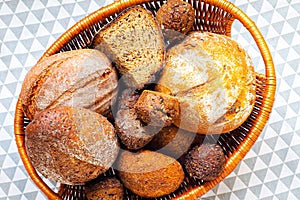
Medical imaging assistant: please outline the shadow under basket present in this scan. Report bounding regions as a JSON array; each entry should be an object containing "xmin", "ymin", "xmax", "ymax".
[{"xmin": 14, "ymin": 0, "xmax": 276, "ymax": 199}]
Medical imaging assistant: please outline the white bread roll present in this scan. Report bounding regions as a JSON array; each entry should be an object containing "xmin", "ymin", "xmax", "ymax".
[{"xmin": 156, "ymin": 32, "xmax": 256, "ymax": 134}]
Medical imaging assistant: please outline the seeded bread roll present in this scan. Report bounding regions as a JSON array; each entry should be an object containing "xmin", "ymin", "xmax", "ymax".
[
  {"xmin": 91, "ymin": 6, "xmax": 165, "ymax": 89},
  {"xmin": 156, "ymin": 32, "xmax": 256, "ymax": 134},
  {"xmin": 20, "ymin": 49, "xmax": 118, "ymax": 120},
  {"xmin": 116, "ymin": 150, "xmax": 184, "ymax": 198},
  {"xmin": 25, "ymin": 107, "xmax": 119, "ymax": 185},
  {"xmin": 135, "ymin": 90, "xmax": 180, "ymax": 127},
  {"xmin": 184, "ymin": 143, "xmax": 226, "ymax": 181},
  {"xmin": 156, "ymin": 0, "xmax": 195, "ymax": 43}
]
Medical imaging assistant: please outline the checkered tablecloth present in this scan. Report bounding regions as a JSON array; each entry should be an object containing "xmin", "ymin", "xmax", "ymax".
[{"xmin": 1, "ymin": 0, "xmax": 300, "ymax": 199}]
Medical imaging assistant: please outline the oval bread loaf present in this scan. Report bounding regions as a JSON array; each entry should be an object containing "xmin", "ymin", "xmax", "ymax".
[
  {"xmin": 116, "ymin": 150, "xmax": 184, "ymax": 198},
  {"xmin": 20, "ymin": 49, "xmax": 118, "ymax": 120},
  {"xmin": 156, "ymin": 31, "xmax": 256, "ymax": 134},
  {"xmin": 25, "ymin": 106, "xmax": 119, "ymax": 185}
]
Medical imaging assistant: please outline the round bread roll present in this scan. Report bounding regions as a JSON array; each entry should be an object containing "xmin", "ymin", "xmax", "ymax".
[
  {"xmin": 25, "ymin": 106, "xmax": 119, "ymax": 185},
  {"xmin": 156, "ymin": 31, "xmax": 256, "ymax": 134},
  {"xmin": 20, "ymin": 49, "xmax": 118, "ymax": 120}
]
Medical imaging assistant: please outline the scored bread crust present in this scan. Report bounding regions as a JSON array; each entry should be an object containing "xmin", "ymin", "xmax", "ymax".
[
  {"xmin": 91, "ymin": 6, "xmax": 165, "ymax": 89},
  {"xmin": 25, "ymin": 107, "xmax": 119, "ymax": 185},
  {"xmin": 156, "ymin": 32, "xmax": 256, "ymax": 134},
  {"xmin": 20, "ymin": 49, "xmax": 118, "ymax": 120}
]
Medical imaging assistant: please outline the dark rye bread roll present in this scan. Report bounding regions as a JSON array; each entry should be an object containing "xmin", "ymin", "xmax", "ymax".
[
  {"xmin": 25, "ymin": 107, "xmax": 119, "ymax": 185},
  {"xmin": 114, "ymin": 89, "xmax": 157, "ymax": 150},
  {"xmin": 156, "ymin": 32, "xmax": 256, "ymax": 134},
  {"xmin": 91, "ymin": 6, "xmax": 165, "ymax": 89},
  {"xmin": 20, "ymin": 49, "xmax": 118, "ymax": 120}
]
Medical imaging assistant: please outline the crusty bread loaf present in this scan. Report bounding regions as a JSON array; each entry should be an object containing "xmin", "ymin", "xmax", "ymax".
[
  {"xmin": 116, "ymin": 150, "xmax": 184, "ymax": 198},
  {"xmin": 156, "ymin": 32, "xmax": 256, "ymax": 134},
  {"xmin": 20, "ymin": 49, "xmax": 118, "ymax": 120},
  {"xmin": 25, "ymin": 107, "xmax": 119, "ymax": 185},
  {"xmin": 134, "ymin": 90, "xmax": 180, "ymax": 127},
  {"xmin": 90, "ymin": 6, "xmax": 165, "ymax": 89}
]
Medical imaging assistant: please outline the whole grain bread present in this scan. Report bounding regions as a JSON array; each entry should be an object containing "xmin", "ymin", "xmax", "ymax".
[
  {"xmin": 90, "ymin": 6, "xmax": 165, "ymax": 89},
  {"xmin": 156, "ymin": 31, "xmax": 256, "ymax": 134},
  {"xmin": 20, "ymin": 49, "xmax": 118, "ymax": 120},
  {"xmin": 134, "ymin": 90, "xmax": 180, "ymax": 127},
  {"xmin": 25, "ymin": 107, "xmax": 119, "ymax": 185}
]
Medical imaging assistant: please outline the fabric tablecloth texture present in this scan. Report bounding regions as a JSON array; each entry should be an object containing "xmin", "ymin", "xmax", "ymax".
[{"xmin": 1, "ymin": 0, "xmax": 300, "ymax": 199}]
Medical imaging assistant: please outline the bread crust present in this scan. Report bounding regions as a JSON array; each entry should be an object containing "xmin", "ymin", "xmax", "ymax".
[
  {"xmin": 25, "ymin": 107, "xmax": 119, "ymax": 185},
  {"xmin": 134, "ymin": 90, "xmax": 180, "ymax": 127},
  {"xmin": 116, "ymin": 150, "xmax": 184, "ymax": 198},
  {"xmin": 91, "ymin": 6, "xmax": 165, "ymax": 89},
  {"xmin": 20, "ymin": 49, "xmax": 118, "ymax": 120},
  {"xmin": 156, "ymin": 32, "xmax": 256, "ymax": 134}
]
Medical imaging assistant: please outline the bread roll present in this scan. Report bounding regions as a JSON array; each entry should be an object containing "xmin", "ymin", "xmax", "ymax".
[
  {"xmin": 134, "ymin": 90, "xmax": 180, "ymax": 127},
  {"xmin": 25, "ymin": 107, "xmax": 119, "ymax": 185},
  {"xmin": 20, "ymin": 49, "xmax": 118, "ymax": 120},
  {"xmin": 156, "ymin": 32, "xmax": 256, "ymax": 134},
  {"xmin": 116, "ymin": 150, "xmax": 184, "ymax": 198}
]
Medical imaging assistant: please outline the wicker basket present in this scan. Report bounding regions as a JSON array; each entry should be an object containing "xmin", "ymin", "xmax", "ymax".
[{"xmin": 14, "ymin": 0, "xmax": 276, "ymax": 199}]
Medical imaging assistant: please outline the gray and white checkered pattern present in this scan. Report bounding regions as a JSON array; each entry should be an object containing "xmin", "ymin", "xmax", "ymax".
[{"xmin": 1, "ymin": 0, "xmax": 299, "ymax": 199}]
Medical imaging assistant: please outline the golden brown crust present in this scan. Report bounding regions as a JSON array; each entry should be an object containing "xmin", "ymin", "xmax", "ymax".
[
  {"xmin": 116, "ymin": 150, "xmax": 184, "ymax": 198},
  {"xmin": 20, "ymin": 49, "xmax": 118, "ymax": 120},
  {"xmin": 25, "ymin": 107, "xmax": 119, "ymax": 185},
  {"xmin": 134, "ymin": 90, "xmax": 180, "ymax": 127},
  {"xmin": 156, "ymin": 31, "xmax": 256, "ymax": 134}
]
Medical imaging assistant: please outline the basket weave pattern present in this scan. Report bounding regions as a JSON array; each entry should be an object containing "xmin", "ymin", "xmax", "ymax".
[{"xmin": 14, "ymin": 0, "xmax": 276, "ymax": 199}]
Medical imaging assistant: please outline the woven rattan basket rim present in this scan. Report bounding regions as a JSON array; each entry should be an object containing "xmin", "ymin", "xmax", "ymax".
[{"xmin": 14, "ymin": 0, "xmax": 276, "ymax": 199}]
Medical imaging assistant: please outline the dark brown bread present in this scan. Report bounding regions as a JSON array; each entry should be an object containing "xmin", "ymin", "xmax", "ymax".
[
  {"xmin": 85, "ymin": 176, "xmax": 124, "ymax": 200},
  {"xmin": 20, "ymin": 49, "xmax": 118, "ymax": 120},
  {"xmin": 116, "ymin": 150, "xmax": 184, "ymax": 198},
  {"xmin": 115, "ymin": 109, "xmax": 154, "ymax": 150},
  {"xmin": 25, "ymin": 107, "xmax": 119, "ymax": 185},
  {"xmin": 156, "ymin": 0, "xmax": 195, "ymax": 43},
  {"xmin": 184, "ymin": 143, "xmax": 226, "ymax": 181},
  {"xmin": 91, "ymin": 6, "xmax": 165, "ymax": 89},
  {"xmin": 134, "ymin": 90, "xmax": 180, "ymax": 127},
  {"xmin": 117, "ymin": 88, "xmax": 140, "ymax": 111},
  {"xmin": 114, "ymin": 89, "xmax": 159, "ymax": 150}
]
